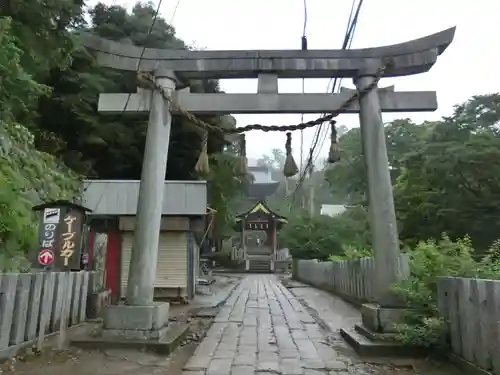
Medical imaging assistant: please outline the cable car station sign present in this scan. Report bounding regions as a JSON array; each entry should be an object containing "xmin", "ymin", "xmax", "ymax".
[{"xmin": 32, "ymin": 201, "xmax": 91, "ymax": 270}]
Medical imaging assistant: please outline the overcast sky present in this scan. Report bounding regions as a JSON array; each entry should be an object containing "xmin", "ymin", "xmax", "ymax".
[{"xmin": 95, "ymin": 0, "xmax": 499, "ymax": 165}]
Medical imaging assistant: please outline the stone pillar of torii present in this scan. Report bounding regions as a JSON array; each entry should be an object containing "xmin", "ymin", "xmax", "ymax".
[{"xmin": 82, "ymin": 26, "xmax": 455, "ymax": 341}]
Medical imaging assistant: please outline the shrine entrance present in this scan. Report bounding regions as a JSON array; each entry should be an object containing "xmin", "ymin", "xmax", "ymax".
[{"xmin": 235, "ymin": 201, "xmax": 287, "ymax": 273}]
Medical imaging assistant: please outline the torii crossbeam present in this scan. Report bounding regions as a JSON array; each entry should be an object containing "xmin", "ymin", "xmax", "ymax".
[
  {"xmin": 98, "ymin": 85, "xmax": 438, "ymax": 114},
  {"xmin": 81, "ymin": 27, "xmax": 456, "ymax": 342}
]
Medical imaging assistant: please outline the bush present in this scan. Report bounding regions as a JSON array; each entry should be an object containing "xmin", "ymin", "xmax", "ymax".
[
  {"xmin": 392, "ymin": 234, "xmax": 500, "ymax": 347},
  {"xmin": 279, "ymin": 215, "xmax": 343, "ymax": 260},
  {"xmin": 0, "ymin": 123, "xmax": 81, "ymax": 271},
  {"xmin": 279, "ymin": 207, "xmax": 370, "ymax": 261},
  {"xmin": 329, "ymin": 244, "xmax": 372, "ymax": 261},
  {"xmin": 327, "ymin": 206, "xmax": 371, "ymax": 250},
  {"xmin": 0, "ymin": 18, "xmax": 81, "ymax": 271}
]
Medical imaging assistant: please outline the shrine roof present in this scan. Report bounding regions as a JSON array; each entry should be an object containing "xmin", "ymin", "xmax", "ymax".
[{"xmin": 236, "ymin": 200, "xmax": 287, "ymax": 223}]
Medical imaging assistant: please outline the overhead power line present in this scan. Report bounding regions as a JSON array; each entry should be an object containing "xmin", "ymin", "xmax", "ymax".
[
  {"xmin": 312, "ymin": 0, "xmax": 364, "ymax": 165},
  {"xmin": 307, "ymin": 0, "xmax": 358, "ymax": 165},
  {"xmin": 299, "ymin": 0, "xmax": 308, "ymax": 178},
  {"xmin": 77, "ymin": 0, "xmax": 164, "ymax": 203},
  {"xmin": 290, "ymin": 0, "xmax": 365, "ymax": 209}
]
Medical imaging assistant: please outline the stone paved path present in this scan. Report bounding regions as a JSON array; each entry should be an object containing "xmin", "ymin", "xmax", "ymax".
[{"xmin": 183, "ymin": 275, "xmax": 349, "ymax": 375}]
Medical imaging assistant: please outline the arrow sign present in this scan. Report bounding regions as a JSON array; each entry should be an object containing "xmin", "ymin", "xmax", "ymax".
[{"xmin": 38, "ymin": 249, "xmax": 54, "ymax": 266}]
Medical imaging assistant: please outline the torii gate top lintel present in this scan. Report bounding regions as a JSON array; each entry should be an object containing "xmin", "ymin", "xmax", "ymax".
[{"xmin": 81, "ymin": 27, "xmax": 456, "ymax": 79}]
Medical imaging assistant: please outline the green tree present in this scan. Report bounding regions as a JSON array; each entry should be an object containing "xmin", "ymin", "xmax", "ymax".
[
  {"xmin": 279, "ymin": 215, "xmax": 343, "ymax": 260},
  {"xmin": 395, "ymin": 94, "xmax": 500, "ymax": 250},
  {"xmin": 325, "ymin": 119, "xmax": 425, "ymax": 204},
  {"xmin": 31, "ymin": 2, "xmax": 232, "ymax": 179},
  {"xmin": 0, "ymin": 17, "xmax": 80, "ymax": 270}
]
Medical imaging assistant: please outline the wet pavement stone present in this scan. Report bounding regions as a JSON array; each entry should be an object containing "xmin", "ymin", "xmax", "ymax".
[
  {"xmin": 183, "ymin": 275, "xmax": 465, "ymax": 375},
  {"xmin": 183, "ymin": 275, "xmax": 347, "ymax": 375}
]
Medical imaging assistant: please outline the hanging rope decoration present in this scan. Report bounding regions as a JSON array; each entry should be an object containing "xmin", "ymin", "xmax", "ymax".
[
  {"xmin": 283, "ymin": 132, "xmax": 299, "ymax": 177},
  {"xmin": 234, "ymin": 133, "xmax": 248, "ymax": 175},
  {"xmin": 327, "ymin": 121, "xmax": 341, "ymax": 164},
  {"xmin": 195, "ymin": 130, "xmax": 210, "ymax": 176}
]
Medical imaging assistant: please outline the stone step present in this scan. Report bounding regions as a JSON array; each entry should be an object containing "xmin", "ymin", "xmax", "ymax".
[
  {"xmin": 340, "ymin": 326, "xmax": 427, "ymax": 357},
  {"xmin": 249, "ymin": 260, "xmax": 271, "ymax": 273}
]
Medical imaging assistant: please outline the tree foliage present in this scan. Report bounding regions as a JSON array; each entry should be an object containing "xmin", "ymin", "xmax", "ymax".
[
  {"xmin": 0, "ymin": 17, "xmax": 80, "ymax": 270},
  {"xmin": 279, "ymin": 207, "xmax": 370, "ymax": 261},
  {"xmin": 320, "ymin": 93, "xmax": 500, "ymax": 347},
  {"xmin": 325, "ymin": 94, "xmax": 500, "ymax": 252},
  {"xmin": 1, "ymin": 2, "xmax": 247, "ymax": 262},
  {"xmin": 392, "ymin": 235, "xmax": 500, "ymax": 347},
  {"xmin": 279, "ymin": 215, "xmax": 343, "ymax": 260}
]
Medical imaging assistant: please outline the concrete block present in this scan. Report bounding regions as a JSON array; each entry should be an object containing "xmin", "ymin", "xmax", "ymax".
[
  {"xmin": 360, "ymin": 303, "xmax": 409, "ymax": 333},
  {"xmin": 361, "ymin": 303, "xmax": 380, "ymax": 332},
  {"xmin": 378, "ymin": 307, "xmax": 408, "ymax": 333},
  {"xmin": 101, "ymin": 326, "xmax": 169, "ymax": 341},
  {"xmin": 71, "ymin": 322, "xmax": 188, "ymax": 354},
  {"xmin": 103, "ymin": 302, "xmax": 170, "ymax": 331},
  {"xmin": 340, "ymin": 328, "xmax": 427, "ymax": 357}
]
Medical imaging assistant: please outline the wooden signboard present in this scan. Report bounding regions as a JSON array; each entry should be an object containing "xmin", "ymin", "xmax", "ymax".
[
  {"xmin": 33, "ymin": 201, "xmax": 91, "ymax": 270},
  {"xmin": 54, "ymin": 207, "xmax": 85, "ymax": 269},
  {"xmin": 244, "ymin": 211, "xmax": 273, "ymax": 231}
]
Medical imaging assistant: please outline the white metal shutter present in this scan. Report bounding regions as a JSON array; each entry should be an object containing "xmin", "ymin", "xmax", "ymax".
[
  {"xmin": 120, "ymin": 231, "xmax": 188, "ymax": 296},
  {"xmin": 120, "ymin": 232, "xmax": 133, "ymax": 298},
  {"xmin": 155, "ymin": 232, "xmax": 187, "ymax": 288}
]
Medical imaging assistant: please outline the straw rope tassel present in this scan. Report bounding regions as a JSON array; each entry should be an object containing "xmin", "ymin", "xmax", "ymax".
[
  {"xmin": 327, "ymin": 121, "xmax": 341, "ymax": 164},
  {"xmin": 235, "ymin": 134, "xmax": 248, "ymax": 175},
  {"xmin": 195, "ymin": 130, "xmax": 210, "ymax": 176},
  {"xmin": 283, "ymin": 132, "xmax": 299, "ymax": 177}
]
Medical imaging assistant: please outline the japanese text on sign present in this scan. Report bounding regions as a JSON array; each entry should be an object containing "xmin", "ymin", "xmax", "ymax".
[
  {"xmin": 247, "ymin": 222, "xmax": 269, "ymax": 230},
  {"xmin": 61, "ymin": 215, "xmax": 77, "ymax": 267},
  {"xmin": 41, "ymin": 223, "xmax": 57, "ymax": 249}
]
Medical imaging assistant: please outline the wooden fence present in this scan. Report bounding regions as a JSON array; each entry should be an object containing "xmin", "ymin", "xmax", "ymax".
[
  {"xmin": 0, "ymin": 271, "xmax": 95, "ymax": 359},
  {"xmin": 275, "ymin": 248, "xmax": 290, "ymax": 261},
  {"xmin": 295, "ymin": 255, "xmax": 409, "ymax": 304},
  {"xmin": 438, "ymin": 277, "xmax": 500, "ymax": 375},
  {"xmin": 231, "ymin": 248, "xmax": 244, "ymax": 261}
]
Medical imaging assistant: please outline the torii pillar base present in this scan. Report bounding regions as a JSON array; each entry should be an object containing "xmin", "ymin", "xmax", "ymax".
[
  {"xmin": 71, "ymin": 303, "xmax": 189, "ymax": 353},
  {"xmin": 101, "ymin": 303, "xmax": 170, "ymax": 340}
]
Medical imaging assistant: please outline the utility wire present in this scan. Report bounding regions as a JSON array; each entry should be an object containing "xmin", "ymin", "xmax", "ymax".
[
  {"xmin": 299, "ymin": 0, "xmax": 308, "ymax": 181},
  {"xmin": 77, "ymin": 0, "xmax": 164, "ymax": 204},
  {"xmin": 308, "ymin": 0, "xmax": 362, "ymax": 166},
  {"xmin": 306, "ymin": 0, "xmax": 358, "ymax": 170},
  {"xmin": 170, "ymin": 0, "xmax": 182, "ymax": 24},
  {"xmin": 312, "ymin": 0, "xmax": 364, "ymax": 165},
  {"xmin": 290, "ymin": 0, "xmax": 364, "ymax": 209}
]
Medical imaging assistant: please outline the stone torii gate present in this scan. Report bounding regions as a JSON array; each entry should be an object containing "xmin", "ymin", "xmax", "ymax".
[{"xmin": 81, "ymin": 27, "xmax": 455, "ymax": 343}]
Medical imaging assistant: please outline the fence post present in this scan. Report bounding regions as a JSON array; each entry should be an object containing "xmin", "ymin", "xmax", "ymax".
[
  {"xmin": 58, "ymin": 271, "xmax": 71, "ymax": 350},
  {"xmin": 79, "ymin": 272, "xmax": 90, "ymax": 322},
  {"xmin": 37, "ymin": 272, "xmax": 55, "ymax": 350},
  {"xmin": 0, "ymin": 275, "xmax": 19, "ymax": 350},
  {"xmin": 10, "ymin": 274, "xmax": 31, "ymax": 345}
]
